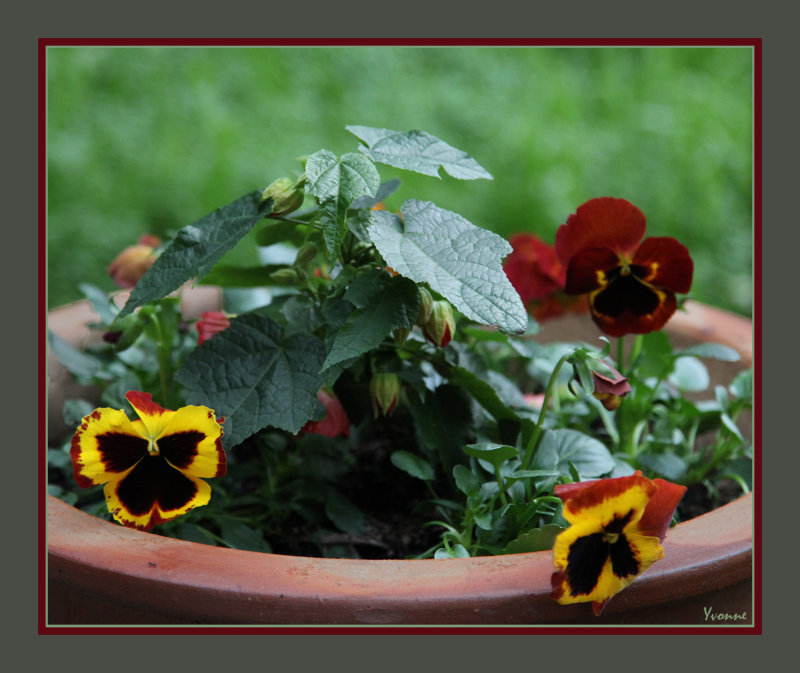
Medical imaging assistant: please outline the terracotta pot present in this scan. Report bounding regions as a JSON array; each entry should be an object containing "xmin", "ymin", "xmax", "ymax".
[{"xmin": 46, "ymin": 289, "xmax": 755, "ymax": 626}]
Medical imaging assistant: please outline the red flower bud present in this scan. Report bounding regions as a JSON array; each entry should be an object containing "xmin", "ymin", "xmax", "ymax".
[
  {"xmin": 107, "ymin": 234, "xmax": 160, "ymax": 289},
  {"xmin": 301, "ymin": 390, "xmax": 350, "ymax": 438},
  {"xmin": 370, "ymin": 373, "xmax": 401, "ymax": 417},
  {"xmin": 196, "ymin": 311, "xmax": 231, "ymax": 345},
  {"xmin": 423, "ymin": 300, "xmax": 455, "ymax": 348}
]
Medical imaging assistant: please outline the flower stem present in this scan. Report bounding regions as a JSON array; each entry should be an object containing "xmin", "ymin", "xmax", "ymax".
[{"xmin": 521, "ymin": 349, "xmax": 573, "ymax": 471}]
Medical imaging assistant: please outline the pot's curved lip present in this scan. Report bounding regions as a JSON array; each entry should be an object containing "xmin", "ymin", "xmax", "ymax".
[{"xmin": 47, "ymin": 492, "xmax": 752, "ymax": 625}]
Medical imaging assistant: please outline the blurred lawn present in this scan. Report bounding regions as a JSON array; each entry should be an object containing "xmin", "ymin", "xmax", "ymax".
[{"xmin": 46, "ymin": 46, "xmax": 753, "ymax": 316}]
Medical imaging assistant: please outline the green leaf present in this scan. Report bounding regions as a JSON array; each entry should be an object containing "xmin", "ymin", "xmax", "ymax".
[
  {"xmin": 449, "ymin": 366, "xmax": 521, "ymax": 422},
  {"xmin": 322, "ymin": 271, "xmax": 420, "ymax": 371},
  {"xmin": 668, "ymin": 356, "xmax": 710, "ymax": 392},
  {"xmin": 47, "ymin": 330, "xmax": 101, "ymax": 378},
  {"xmin": 463, "ymin": 442, "xmax": 519, "ymax": 467},
  {"xmin": 78, "ymin": 282, "xmax": 118, "ymax": 325},
  {"xmin": 174, "ymin": 312, "xmax": 326, "ymax": 447},
  {"xmin": 452, "ymin": 464, "xmax": 481, "ymax": 497},
  {"xmin": 198, "ymin": 263, "xmax": 281, "ymax": 288},
  {"xmin": 390, "ymin": 450, "xmax": 435, "ymax": 481},
  {"xmin": 729, "ymin": 368, "xmax": 753, "ymax": 401},
  {"xmin": 676, "ymin": 342, "xmax": 742, "ymax": 362},
  {"xmin": 346, "ymin": 125, "xmax": 493, "ymax": 180},
  {"xmin": 504, "ymin": 524, "xmax": 566, "ymax": 554},
  {"xmin": 367, "ymin": 200, "xmax": 527, "ymax": 334},
  {"xmin": 305, "ymin": 150, "xmax": 381, "ymax": 256},
  {"xmin": 118, "ymin": 191, "xmax": 271, "ymax": 318},
  {"xmin": 325, "ymin": 490, "xmax": 369, "ymax": 536},
  {"xmin": 220, "ymin": 520, "xmax": 270, "ymax": 552},
  {"xmin": 533, "ymin": 429, "xmax": 615, "ymax": 479},
  {"xmin": 636, "ymin": 330, "xmax": 675, "ymax": 379},
  {"xmin": 637, "ymin": 452, "xmax": 688, "ymax": 482}
]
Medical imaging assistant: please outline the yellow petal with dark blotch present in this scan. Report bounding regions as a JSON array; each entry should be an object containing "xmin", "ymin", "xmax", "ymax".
[
  {"xmin": 561, "ymin": 478, "xmax": 652, "ymax": 528},
  {"xmin": 70, "ymin": 407, "xmax": 148, "ymax": 488},
  {"xmin": 552, "ymin": 519, "xmax": 664, "ymax": 606},
  {"xmin": 103, "ymin": 457, "xmax": 212, "ymax": 531},
  {"xmin": 158, "ymin": 405, "xmax": 226, "ymax": 478}
]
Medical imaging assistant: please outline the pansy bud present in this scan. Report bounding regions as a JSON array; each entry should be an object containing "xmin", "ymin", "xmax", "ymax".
[
  {"xmin": 261, "ymin": 176, "xmax": 305, "ymax": 216},
  {"xmin": 370, "ymin": 372, "xmax": 401, "ymax": 417},
  {"xmin": 416, "ymin": 286, "xmax": 434, "ymax": 327},
  {"xmin": 107, "ymin": 234, "xmax": 160, "ymax": 289},
  {"xmin": 423, "ymin": 300, "xmax": 456, "ymax": 348},
  {"xmin": 588, "ymin": 364, "xmax": 631, "ymax": 411}
]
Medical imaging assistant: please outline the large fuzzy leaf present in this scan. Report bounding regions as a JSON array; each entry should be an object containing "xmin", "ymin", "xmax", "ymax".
[
  {"xmin": 346, "ymin": 125, "xmax": 493, "ymax": 180},
  {"xmin": 117, "ymin": 191, "xmax": 271, "ymax": 319},
  {"xmin": 367, "ymin": 200, "xmax": 527, "ymax": 334},
  {"xmin": 305, "ymin": 150, "xmax": 381, "ymax": 255},
  {"xmin": 174, "ymin": 312, "xmax": 326, "ymax": 447}
]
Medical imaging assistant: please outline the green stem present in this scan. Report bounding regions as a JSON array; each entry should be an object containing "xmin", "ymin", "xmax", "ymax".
[
  {"xmin": 149, "ymin": 314, "xmax": 172, "ymax": 408},
  {"xmin": 616, "ymin": 335, "xmax": 626, "ymax": 371},
  {"xmin": 521, "ymin": 349, "xmax": 573, "ymax": 471}
]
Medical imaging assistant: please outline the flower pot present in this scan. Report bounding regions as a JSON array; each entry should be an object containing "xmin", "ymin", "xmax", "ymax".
[{"xmin": 46, "ymin": 289, "xmax": 755, "ymax": 626}]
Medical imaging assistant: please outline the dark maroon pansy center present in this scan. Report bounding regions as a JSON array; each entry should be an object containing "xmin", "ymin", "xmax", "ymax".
[
  {"xmin": 116, "ymin": 455, "xmax": 199, "ymax": 516},
  {"xmin": 97, "ymin": 433, "xmax": 148, "ymax": 473},
  {"xmin": 593, "ymin": 265, "xmax": 660, "ymax": 318},
  {"xmin": 565, "ymin": 509, "xmax": 639, "ymax": 596}
]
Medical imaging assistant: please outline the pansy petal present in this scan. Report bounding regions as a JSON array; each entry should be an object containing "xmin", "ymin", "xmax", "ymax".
[
  {"xmin": 632, "ymin": 236, "xmax": 694, "ymax": 294},
  {"xmin": 551, "ymin": 519, "xmax": 664, "ymax": 608},
  {"xmin": 125, "ymin": 391, "xmax": 176, "ymax": 441},
  {"xmin": 556, "ymin": 473, "xmax": 656, "ymax": 524},
  {"xmin": 555, "ymin": 197, "xmax": 646, "ymax": 266},
  {"xmin": 590, "ymin": 279, "xmax": 677, "ymax": 337},
  {"xmin": 636, "ymin": 478, "xmax": 688, "ymax": 541},
  {"xmin": 103, "ymin": 454, "xmax": 212, "ymax": 531},
  {"xmin": 564, "ymin": 247, "xmax": 621, "ymax": 295},
  {"xmin": 158, "ymin": 405, "xmax": 226, "ymax": 478},
  {"xmin": 70, "ymin": 407, "xmax": 148, "ymax": 488}
]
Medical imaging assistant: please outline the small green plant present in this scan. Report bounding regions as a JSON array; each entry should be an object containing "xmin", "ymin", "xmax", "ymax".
[{"xmin": 48, "ymin": 126, "xmax": 752, "ymax": 598}]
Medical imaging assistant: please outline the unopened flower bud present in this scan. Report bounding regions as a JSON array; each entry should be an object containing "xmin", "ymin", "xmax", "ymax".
[
  {"xmin": 294, "ymin": 243, "xmax": 318, "ymax": 266},
  {"xmin": 262, "ymin": 176, "xmax": 305, "ymax": 216},
  {"xmin": 416, "ymin": 286, "xmax": 434, "ymax": 326},
  {"xmin": 270, "ymin": 267, "xmax": 301, "ymax": 285},
  {"xmin": 586, "ymin": 363, "xmax": 631, "ymax": 411},
  {"xmin": 423, "ymin": 300, "xmax": 456, "ymax": 348},
  {"xmin": 370, "ymin": 373, "xmax": 401, "ymax": 417},
  {"xmin": 393, "ymin": 326, "xmax": 411, "ymax": 345},
  {"xmin": 197, "ymin": 311, "xmax": 232, "ymax": 345},
  {"xmin": 107, "ymin": 234, "xmax": 160, "ymax": 288}
]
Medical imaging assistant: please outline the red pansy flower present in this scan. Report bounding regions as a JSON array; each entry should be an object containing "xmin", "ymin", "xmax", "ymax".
[
  {"xmin": 551, "ymin": 471, "xmax": 687, "ymax": 615},
  {"xmin": 504, "ymin": 233, "xmax": 589, "ymax": 322},
  {"xmin": 555, "ymin": 198, "xmax": 693, "ymax": 336}
]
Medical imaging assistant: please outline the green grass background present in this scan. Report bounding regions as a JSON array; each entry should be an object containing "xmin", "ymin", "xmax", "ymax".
[{"xmin": 47, "ymin": 46, "xmax": 753, "ymax": 317}]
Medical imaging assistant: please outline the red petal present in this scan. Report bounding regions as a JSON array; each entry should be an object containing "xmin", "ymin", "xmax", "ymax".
[
  {"xmin": 302, "ymin": 390, "xmax": 351, "ymax": 438},
  {"xmin": 125, "ymin": 391, "xmax": 170, "ymax": 416},
  {"xmin": 505, "ymin": 234, "xmax": 565, "ymax": 302},
  {"xmin": 554, "ymin": 472, "xmax": 655, "ymax": 513},
  {"xmin": 637, "ymin": 478, "xmax": 687, "ymax": 541},
  {"xmin": 555, "ymin": 198, "xmax": 646, "ymax": 266},
  {"xmin": 633, "ymin": 237, "xmax": 694, "ymax": 294}
]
